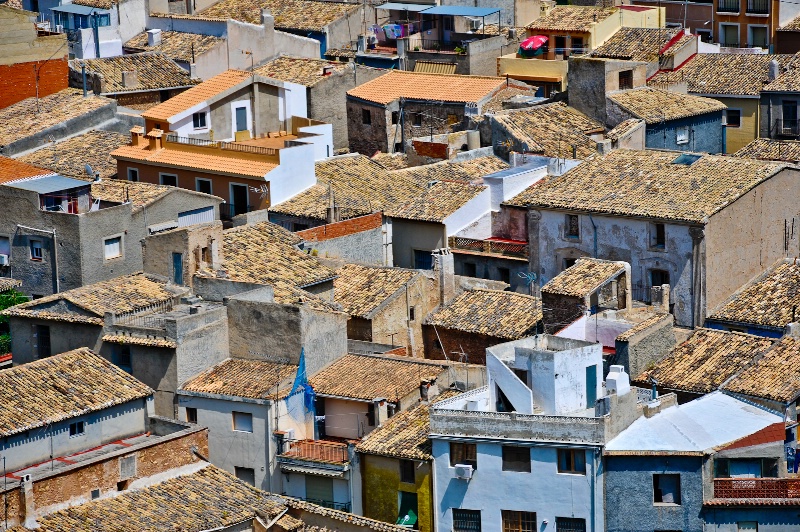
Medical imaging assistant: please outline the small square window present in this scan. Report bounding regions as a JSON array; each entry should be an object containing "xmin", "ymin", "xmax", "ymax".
[
  {"xmin": 409, "ymin": 306, "xmax": 415, "ymax": 321},
  {"xmin": 186, "ymin": 407, "xmax": 198, "ymax": 424},
  {"xmin": 557, "ymin": 449, "xmax": 586, "ymax": 474},
  {"xmin": 234, "ymin": 466, "xmax": 255, "ymax": 485},
  {"xmin": 412, "ymin": 113, "xmax": 423, "ymax": 127},
  {"xmin": 676, "ymin": 126, "xmax": 689, "ymax": 145},
  {"xmin": 650, "ymin": 223, "xmax": 665, "ymax": 249},
  {"xmin": 192, "ymin": 112, "xmax": 207, "ymax": 129},
  {"xmin": 565, "ymin": 214, "xmax": 580, "ymax": 239},
  {"xmin": 653, "ymin": 473, "xmax": 681, "ymax": 504},
  {"xmin": 502, "ymin": 510, "xmax": 536, "ymax": 532},
  {"xmin": 104, "ymin": 236, "xmax": 122, "ymax": 260},
  {"xmin": 196, "ymin": 178, "xmax": 212, "ymax": 195},
  {"xmin": 232, "ymin": 411, "xmax": 253, "ymax": 432},
  {"xmin": 618, "ymin": 70, "xmax": 633, "ymax": 91},
  {"xmin": 556, "ymin": 517, "xmax": 586, "ymax": 532},
  {"xmin": 91, "ymin": 488, "xmax": 100, "ymax": 499},
  {"xmin": 725, "ymin": 109, "xmax": 742, "ymax": 128},
  {"xmin": 160, "ymin": 174, "xmax": 178, "ymax": 187},
  {"xmin": 69, "ymin": 421, "xmax": 85, "ymax": 437},
  {"xmin": 453, "ymin": 509, "xmax": 481, "ymax": 532},
  {"xmin": 391, "ymin": 111, "xmax": 399, "ymax": 125},
  {"xmin": 394, "ymin": 142, "xmax": 403, "ymax": 153},
  {"xmin": 114, "ymin": 345, "xmax": 131, "ymax": 372},
  {"xmin": 450, "ymin": 442, "xmax": 477, "ymax": 469},
  {"xmin": 30, "ymin": 240, "xmax": 42, "ymax": 261},
  {"xmin": 502, "ymin": 446, "xmax": 531, "ymax": 472},
  {"xmin": 400, "ymin": 459, "xmax": 415, "ymax": 483},
  {"xmin": 362, "ymin": 108, "xmax": 372, "ymax": 125},
  {"xmin": 127, "ymin": 168, "xmax": 139, "ymax": 182}
]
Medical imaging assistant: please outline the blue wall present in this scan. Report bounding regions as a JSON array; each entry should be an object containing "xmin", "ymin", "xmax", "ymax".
[
  {"xmin": 605, "ymin": 455, "xmax": 704, "ymax": 532},
  {"xmin": 645, "ymin": 112, "xmax": 725, "ymax": 154}
]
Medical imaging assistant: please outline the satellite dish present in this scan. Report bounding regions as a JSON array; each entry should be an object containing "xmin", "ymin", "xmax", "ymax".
[{"xmin": 85, "ymin": 164, "xmax": 94, "ymax": 176}]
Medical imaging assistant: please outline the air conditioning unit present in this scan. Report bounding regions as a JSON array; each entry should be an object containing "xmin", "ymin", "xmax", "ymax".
[
  {"xmin": 0, "ymin": 255, "xmax": 9, "ymax": 266},
  {"xmin": 454, "ymin": 464, "xmax": 473, "ymax": 480}
]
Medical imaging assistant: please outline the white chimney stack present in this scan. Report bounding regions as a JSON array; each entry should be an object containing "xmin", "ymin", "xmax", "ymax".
[{"xmin": 147, "ymin": 29, "xmax": 162, "ymax": 47}]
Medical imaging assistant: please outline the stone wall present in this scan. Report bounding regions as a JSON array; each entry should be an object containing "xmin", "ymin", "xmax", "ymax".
[{"xmin": 613, "ymin": 315, "xmax": 675, "ymax": 378}]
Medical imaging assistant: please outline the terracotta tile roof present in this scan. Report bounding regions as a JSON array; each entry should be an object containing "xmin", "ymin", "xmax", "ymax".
[
  {"xmin": 111, "ymin": 139, "xmax": 278, "ymax": 179},
  {"xmin": 269, "ymin": 154, "xmax": 422, "ymax": 221},
  {"xmin": 0, "ymin": 156, "xmax": 53, "ymax": 184},
  {"xmin": 0, "ymin": 89, "xmax": 113, "ymax": 147},
  {"xmin": 253, "ymin": 56, "xmax": 350, "ymax": 87},
  {"xmin": 0, "ymin": 277, "xmax": 22, "ymax": 292},
  {"xmin": 413, "ymin": 61, "xmax": 457, "ymax": 75},
  {"xmin": 722, "ymin": 336, "xmax": 800, "ymax": 402},
  {"xmin": 542, "ymin": 258, "xmax": 625, "ymax": 297},
  {"xmin": 0, "ymin": 348, "xmax": 152, "ymax": 438},
  {"xmin": 491, "ymin": 102, "xmax": 604, "ymax": 159},
  {"xmin": 17, "ymin": 130, "xmax": 128, "ymax": 180},
  {"xmin": 708, "ymin": 259, "xmax": 800, "ymax": 329},
  {"xmin": 634, "ymin": 328, "xmax": 775, "ymax": 394},
  {"xmin": 526, "ymin": 6, "xmax": 618, "ymax": 32},
  {"xmin": 390, "ymin": 156, "xmax": 508, "ymax": 186},
  {"xmin": 780, "ymin": 14, "xmax": 800, "ymax": 30},
  {"xmin": 606, "ymin": 118, "xmax": 643, "ymax": 142},
  {"xmin": 591, "ymin": 27, "xmax": 680, "ymax": 62},
  {"xmin": 333, "ymin": 264, "xmax": 419, "ymax": 318},
  {"xmin": 371, "ymin": 151, "xmax": 409, "ymax": 170},
  {"xmin": 704, "ymin": 498, "xmax": 800, "ymax": 507},
  {"xmin": 72, "ymin": 0, "xmax": 115, "ymax": 8},
  {"xmin": 615, "ymin": 313, "xmax": 671, "ymax": 341},
  {"xmin": 386, "ymin": 180, "xmax": 486, "ymax": 222},
  {"xmin": 142, "ymin": 69, "xmax": 251, "ymax": 122},
  {"xmin": 763, "ymin": 60, "xmax": 800, "ymax": 91},
  {"xmin": 196, "ymin": 0, "xmax": 358, "ymax": 32},
  {"xmin": 90, "ymin": 179, "xmax": 173, "ymax": 210},
  {"xmin": 3, "ymin": 273, "xmax": 177, "ymax": 325},
  {"xmin": 480, "ymin": 86, "xmax": 541, "ymax": 114},
  {"xmin": 101, "ymin": 334, "xmax": 177, "ymax": 348},
  {"xmin": 309, "ymin": 353, "xmax": 447, "ymax": 401},
  {"xmin": 426, "ymin": 288, "xmax": 542, "ymax": 339},
  {"xmin": 347, "ymin": 70, "xmax": 505, "ymax": 105},
  {"xmin": 123, "ymin": 31, "xmax": 225, "ymax": 63},
  {"xmin": 504, "ymin": 149, "xmax": 785, "ymax": 223},
  {"xmin": 71, "ymin": 53, "xmax": 198, "ymax": 95},
  {"xmin": 608, "ymin": 87, "xmax": 726, "ymax": 124},
  {"xmin": 181, "ymin": 358, "xmax": 298, "ymax": 399},
  {"xmin": 324, "ymin": 48, "xmax": 357, "ymax": 59},
  {"xmin": 19, "ymin": 465, "xmax": 285, "ymax": 532},
  {"xmin": 1, "ymin": 0, "xmax": 24, "ymax": 9},
  {"xmin": 649, "ymin": 54, "xmax": 796, "ymax": 96},
  {"xmin": 733, "ymin": 138, "xmax": 800, "ymax": 163},
  {"xmin": 284, "ymin": 498, "xmax": 410, "ymax": 531},
  {"xmin": 356, "ymin": 389, "xmax": 460, "ymax": 460}
]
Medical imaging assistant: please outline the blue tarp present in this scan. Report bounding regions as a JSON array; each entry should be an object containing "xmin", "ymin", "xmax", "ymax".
[
  {"xmin": 419, "ymin": 5, "xmax": 501, "ymax": 17},
  {"xmin": 287, "ymin": 347, "xmax": 316, "ymax": 413}
]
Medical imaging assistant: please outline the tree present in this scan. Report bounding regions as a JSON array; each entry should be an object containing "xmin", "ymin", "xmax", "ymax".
[{"xmin": 0, "ymin": 289, "xmax": 28, "ymax": 354}]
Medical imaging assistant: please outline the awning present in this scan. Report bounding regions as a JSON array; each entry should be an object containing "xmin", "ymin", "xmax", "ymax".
[
  {"xmin": 377, "ymin": 2, "xmax": 431, "ymax": 12},
  {"xmin": 420, "ymin": 5, "xmax": 501, "ymax": 17},
  {"xmin": 280, "ymin": 464, "xmax": 346, "ymax": 478},
  {"xmin": 7, "ymin": 176, "xmax": 89, "ymax": 194},
  {"xmin": 51, "ymin": 3, "xmax": 104, "ymax": 14}
]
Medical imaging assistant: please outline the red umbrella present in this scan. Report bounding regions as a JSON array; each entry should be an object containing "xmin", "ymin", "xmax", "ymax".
[{"xmin": 520, "ymin": 35, "xmax": 548, "ymax": 51}]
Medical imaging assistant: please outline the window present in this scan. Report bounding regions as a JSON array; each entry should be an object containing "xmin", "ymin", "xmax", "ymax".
[
  {"xmin": 398, "ymin": 491, "xmax": 418, "ymax": 527},
  {"xmin": 232, "ymin": 411, "xmax": 253, "ymax": 432},
  {"xmin": 498, "ymin": 267, "xmax": 510, "ymax": 285},
  {"xmin": 557, "ymin": 449, "xmax": 586, "ymax": 474},
  {"xmin": 721, "ymin": 23, "xmax": 739, "ymax": 46},
  {"xmin": 414, "ymin": 250, "xmax": 433, "ymax": 270},
  {"xmin": 749, "ymin": 25, "xmax": 767, "ymax": 48},
  {"xmin": 394, "ymin": 142, "xmax": 403, "ymax": 153},
  {"xmin": 91, "ymin": 489, "xmax": 100, "ymax": 499},
  {"xmin": 565, "ymin": 214, "xmax": 580, "ymax": 239},
  {"xmin": 443, "ymin": 15, "xmax": 454, "ymax": 31},
  {"xmin": 563, "ymin": 257, "xmax": 577, "ymax": 270},
  {"xmin": 555, "ymin": 517, "xmax": 586, "ymax": 532},
  {"xmin": 697, "ymin": 29, "xmax": 712, "ymax": 42},
  {"xmin": 235, "ymin": 106, "xmax": 248, "ymax": 132},
  {"xmin": 502, "ymin": 510, "xmax": 536, "ymax": 532},
  {"xmin": 192, "ymin": 112, "xmax": 207, "ymax": 129},
  {"xmin": 409, "ymin": 306, "xmax": 415, "ymax": 321},
  {"xmin": 362, "ymin": 108, "xmax": 372, "ymax": 125},
  {"xmin": 367, "ymin": 402, "xmax": 376, "ymax": 426},
  {"xmin": 196, "ymin": 178, "xmax": 212, "ymax": 195},
  {"xmin": 114, "ymin": 345, "xmax": 131, "ymax": 373},
  {"xmin": 676, "ymin": 125, "xmax": 689, "ymax": 145},
  {"xmin": 412, "ymin": 113, "xmax": 423, "ymax": 127},
  {"xmin": 650, "ymin": 223, "xmax": 666, "ymax": 249},
  {"xmin": 29, "ymin": 239, "xmax": 42, "ymax": 261},
  {"xmin": 104, "ymin": 236, "xmax": 122, "ymax": 260},
  {"xmin": 653, "ymin": 473, "xmax": 681, "ymax": 504},
  {"xmin": 452, "ymin": 509, "xmax": 481, "ymax": 532},
  {"xmin": 725, "ymin": 109, "xmax": 741, "ymax": 128},
  {"xmin": 391, "ymin": 111, "xmax": 399, "ymax": 125},
  {"xmin": 69, "ymin": 421, "xmax": 85, "ymax": 437},
  {"xmin": 618, "ymin": 69, "xmax": 633, "ymax": 91},
  {"xmin": 35, "ymin": 325, "xmax": 50, "ymax": 358},
  {"xmin": 715, "ymin": 458, "xmax": 779, "ymax": 478},
  {"xmin": 450, "ymin": 442, "xmax": 477, "ymax": 469},
  {"xmin": 160, "ymin": 173, "xmax": 178, "ymax": 187},
  {"xmin": 463, "ymin": 262, "xmax": 477, "ymax": 277},
  {"xmin": 400, "ymin": 459, "xmax": 415, "ymax": 483},
  {"xmin": 127, "ymin": 168, "xmax": 139, "ymax": 182},
  {"xmin": 234, "ymin": 467, "xmax": 255, "ymax": 485},
  {"xmin": 651, "ymin": 269, "xmax": 670, "ymax": 289},
  {"xmin": 186, "ymin": 407, "xmax": 198, "ymax": 424},
  {"xmin": 502, "ymin": 446, "xmax": 531, "ymax": 472}
]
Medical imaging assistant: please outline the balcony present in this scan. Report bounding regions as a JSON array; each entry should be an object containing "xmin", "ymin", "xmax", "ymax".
[
  {"xmin": 776, "ymin": 119, "xmax": 800, "ymax": 138},
  {"xmin": 747, "ymin": 0, "xmax": 768, "ymax": 13},
  {"xmin": 714, "ymin": 478, "xmax": 800, "ymax": 499},
  {"xmin": 717, "ymin": 0, "xmax": 740, "ymax": 12},
  {"xmin": 448, "ymin": 236, "xmax": 529, "ymax": 259},
  {"xmin": 278, "ymin": 439, "xmax": 350, "ymax": 465}
]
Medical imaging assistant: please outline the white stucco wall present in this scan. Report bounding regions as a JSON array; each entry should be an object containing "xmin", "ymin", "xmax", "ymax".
[
  {"xmin": 487, "ymin": 352, "xmax": 534, "ymax": 414},
  {"xmin": 443, "ymin": 188, "xmax": 492, "ymax": 236},
  {"xmin": 267, "ymin": 143, "xmax": 317, "ymax": 205}
]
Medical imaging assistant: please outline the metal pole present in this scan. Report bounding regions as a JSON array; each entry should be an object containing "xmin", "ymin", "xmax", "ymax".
[
  {"xmin": 82, "ymin": 63, "xmax": 87, "ymax": 97},
  {"xmin": 92, "ymin": 12, "xmax": 100, "ymax": 59}
]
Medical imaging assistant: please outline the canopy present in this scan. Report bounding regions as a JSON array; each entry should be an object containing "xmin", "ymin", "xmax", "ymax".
[
  {"xmin": 51, "ymin": 3, "xmax": 103, "ymax": 14},
  {"xmin": 520, "ymin": 35, "xmax": 548, "ymax": 51},
  {"xmin": 376, "ymin": 2, "xmax": 432, "ymax": 12},
  {"xmin": 7, "ymin": 175, "xmax": 87, "ymax": 194},
  {"xmin": 419, "ymin": 5, "xmax": 501, "ymax": 17}
]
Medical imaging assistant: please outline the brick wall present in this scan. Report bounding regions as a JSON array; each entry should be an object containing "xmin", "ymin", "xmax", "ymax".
[
  {"xmin": 295, "ymin": 212, "xmax": 382, "ymax": 242},
  {"xmin": 0, "ymin": 58, "xmax": 69, "ymax": 109},
  {"xmin": 422, "ymin": 324, "xmax": 499, "ymax": 365}
]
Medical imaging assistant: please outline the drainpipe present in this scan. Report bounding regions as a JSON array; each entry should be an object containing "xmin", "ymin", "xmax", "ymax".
[
  {"xmin": 81, "ymin": 63, "xmax": 87, "ymax": 97},
  {"xmin": 92, "ymin": 11, "xmax": 100, "ymax": 59},
  {"xmin": 588, "ymin": 214, "xmax": 598, "ymax": 258}
]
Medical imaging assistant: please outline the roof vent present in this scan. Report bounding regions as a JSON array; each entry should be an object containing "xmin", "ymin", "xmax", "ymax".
[
  {"xmin": 671, "ymin": 153, "xmax": 701, "ymax": 166},
  {"xmin": 427, "ymin": 180, "xmax": 440, "ymax": 188},
  {"xmin": 769, "ymin": 59, "xmax": 780, "ymax": 82},
  {"xmin": 146, "ymin": 28, "xmax": 162, "ymax": 47}
]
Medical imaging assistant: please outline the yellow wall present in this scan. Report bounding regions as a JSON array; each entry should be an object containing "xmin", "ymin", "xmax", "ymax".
[
  {"xmin": 496, "ymin": 53, "xmax": 569, "ymax": 89},
  {"xmin": 362, "ymin": 454, "xmax": 434, "ymax": 532},
  {"xmin": 717, "ymin": 96, "xmax": 759, "ymax": 154}
]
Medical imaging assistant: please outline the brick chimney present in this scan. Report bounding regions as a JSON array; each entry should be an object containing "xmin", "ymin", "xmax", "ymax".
[
  {"xmin": 147, "ymin": 129, "xmax": 164, "ymax": 151},
  {"xmin": 121, "ymin": 70, "xmax": 138, "ymax": 89},
  {"xmin": 130, "ymin": 125, "xmax": 145, "ymax": 147}
]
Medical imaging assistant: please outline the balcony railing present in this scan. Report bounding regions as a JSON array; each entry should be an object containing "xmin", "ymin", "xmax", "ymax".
[
  {"xmin": 279, "ymin": 439, "xmax": 350, "ymax": 464},
  {"xmin": 714, "ymin": 478, "xmax": 800, "ymax": 499},
  {"xmin": 448, "ymin": 236, "xmax": 529, "ymax": 259},
  {"xmin": 220, "ymin": 203, "xmax": 254, "ymax": 221},
  {"xmin": 776, "ymin": 119, "xmax": 800, "ymax": 137},
  {"xmin": 415, "ymin": 39, "xmax": 462, "ymax": 53},
  {"xmin": 291, "ymin": 496, "xmax": 351, "ymax": 512},
  {"xmin": 747, "ymin": 0, "xmax": 768, "ymax": 13},
  {"xmin": 717, "ymin": 0, "xmax": 739, "ymax": 12},
  {"xmin": 165, "ymin": 134, "xmax": 279, "ymax": 156}
]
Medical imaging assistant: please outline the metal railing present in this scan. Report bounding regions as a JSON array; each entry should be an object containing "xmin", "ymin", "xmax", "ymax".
[
  {"xmin": 165, "ymin": 134, "xmax": 279, "ymax": 156},
  {"xmin": 549, "ymin": 46, "xmax": 588, "ymax": 56},
  {"xmin": 776, "ymin": 119, "xmax": 800, "ymax": 137},
  {"xmin": 632, "ymin": 284, "xmax": 651, "ymax": 303},
  {"xmin": 717, "ymin": 0, "xmax": 739, "ymax": 11},
  {"xmin": 714, "ymin": 478, "xmax": 800, "ymax": 499},
  {"xmin": 448, "ymin": 236, "xmax": 529, "ymax": 259},
  {"xmin": 747, "ymin": 0, "xmax": 768, "ymax": 13},
  {"xmin": 299, "ymin": 497, "xmax": 351, "ymax": 512},
  {"xmin": 220, "ymin": 203, "xmax": 254, "ymax": 221},
  {"xmin": 279, "ymin": 439, "xmax": 350, "ymax": 464},
  {"xmin": 114, "ymin": 300, "xmax": 174, "ymax": 330},
  {"xmin": 416, "ymin": 39, "xmax": 460, "ymax": 53}
]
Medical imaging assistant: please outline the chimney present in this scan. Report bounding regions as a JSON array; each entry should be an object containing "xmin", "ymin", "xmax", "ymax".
[
  {"xmin": 130, "ymin": 125, "xmax": 145, "ymax": 147},
  {"xmin": 147, "ymin": 129, "xmax": 164, "ymax": 151},
  {"xmin": 372, "ymin": 398, "xmax": 388, "ymax": 427},
  {"xmin": 326, "ymin": 184, "xmax": 340, "ymax": 223},
  {"xmin": 785, "ymin": 321, "xmax": 800, "ymax": 338},
  {"xmin": 146, "ymin": 29, "xmax": 162, "ymax": 47},
  {"xmin": 420, "ymin": 377, "xmax": 440, "ymax": 401},
  {"xmin": 121, "ymin": 70, "xmax": 138, "ymax": 89},
  {"xmin": 21, "ymin": 474, "xmax": 35, "ymax": 527},
  {"xmin": 321, "ymin": 65, "xmax": 334, "ymax": 76},
  {"xmin": 769, "ymin": 59, "xmax": 780, "ymax": 82},
  {"xmin": 190, "ymin": 63, "xmax": 197, "ymax": 78},
  {"xmin": 432, "ymin": 248, "xmax": 455, "ymax": 305}
]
